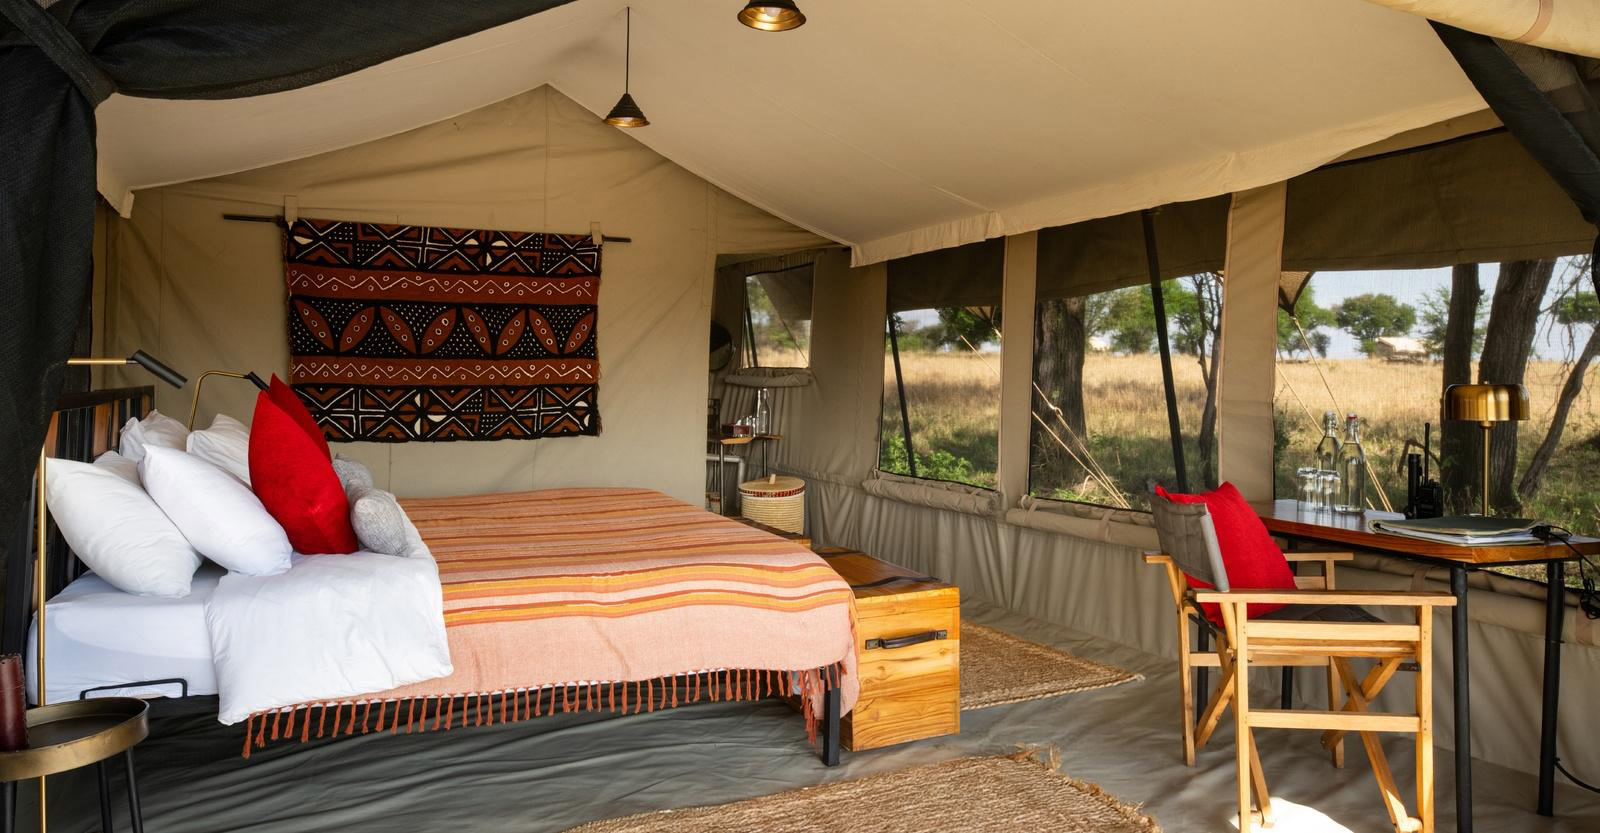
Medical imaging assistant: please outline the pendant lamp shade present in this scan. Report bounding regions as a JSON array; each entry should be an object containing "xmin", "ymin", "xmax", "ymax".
[
  {"xmin": 605, "ymin": 92, "xmax": 649, "ymax": 128},
  {"xmin": 606, "ymin": 7, "xmax": 648, "ymax": 127},
  {"xmin": 738, "ymin": 1, "xmax": 806, "ymax": 31}
]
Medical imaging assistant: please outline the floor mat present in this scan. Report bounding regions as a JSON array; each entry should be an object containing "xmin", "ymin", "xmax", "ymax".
[
  {"xmin": 961, "ymin": 622, "xmax": 1141, "ymax": 710},
  {"xmin": 564, "ymin": 747, "xmax": 1159, "ymax": 833}
]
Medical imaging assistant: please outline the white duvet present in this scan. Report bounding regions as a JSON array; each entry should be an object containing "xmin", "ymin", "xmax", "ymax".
[{"xmin": 205, "ymin": 551, "xmax": 453, "ymax": 725}]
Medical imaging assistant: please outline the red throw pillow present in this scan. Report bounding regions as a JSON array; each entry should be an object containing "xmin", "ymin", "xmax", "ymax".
[
  {"xmin": 249, "ymin": 390, "xmax": 358, "ymax": 554},
  {"xmin": 267, "ymin": 374, "xmax": 330, "ymax": 459},
  {"xmin": 1155, "ymin": 482, "xmax": 1296, "ymax": 624}
]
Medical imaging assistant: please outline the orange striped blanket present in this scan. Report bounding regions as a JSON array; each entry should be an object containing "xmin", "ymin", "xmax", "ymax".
[{"xmin": 243, "ymin": 488, "xmax": 857, "ymax": 753}]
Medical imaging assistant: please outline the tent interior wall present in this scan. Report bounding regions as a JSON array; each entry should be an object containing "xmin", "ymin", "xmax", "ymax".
[{"xmin": 88, "ymin": 72, "xmax": 1600, "ymax": 790}]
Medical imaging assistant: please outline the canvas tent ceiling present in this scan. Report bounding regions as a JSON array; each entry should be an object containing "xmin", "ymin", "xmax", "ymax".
[{"xmin": 94, "ymin": 0, "xmax": 1496, "ymax": 265}]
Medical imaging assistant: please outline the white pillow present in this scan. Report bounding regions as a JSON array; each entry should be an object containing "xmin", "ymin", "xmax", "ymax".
[
  {"xmin": 44, "ymin": 457, "xmax": 201, "ymax": 598},
  {"xmin": 186, "ymin": 414, "xmax": 251, "ymax": 485},
  {"xmin": 138, "ymin": 447, "xmax": 293, "ymax": 576},
  {"xmin": 119, "ymin": 410, "xmax": 189, "ymax": 464},
  {"xmin": 92, "ymin": 450, "xmax": 141, "ymax": 485},
  {"xmin": 350, "ymin": 489, "xmax": 431, "ymax": 559}
]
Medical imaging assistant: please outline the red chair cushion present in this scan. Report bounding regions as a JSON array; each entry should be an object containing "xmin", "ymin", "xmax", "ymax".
[
  {"xmin": 266, "ymin": 375, "xmax": 330, "ymax": 459},
  {"xmin": 1155, "ymin": 482, "xmax": 1297, "ymax": 625},
  {"xmin": 248, "ymin": 390, "xmax": 358, "ymax": 555}
]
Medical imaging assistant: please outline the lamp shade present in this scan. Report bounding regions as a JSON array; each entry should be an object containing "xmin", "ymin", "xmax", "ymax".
[
  {"xmin": 1443, "ymin": 383, "xmax": 1529, "ymax": 424},
  {"xmin": 604, "ymin": 92, "xmax": 649, "ymax": 127},
  {"xmin": 738, "ymin": 1, "xmax": 806, "ymax": 31}
]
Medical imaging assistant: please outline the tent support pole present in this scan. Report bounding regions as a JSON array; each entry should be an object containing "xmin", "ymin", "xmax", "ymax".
[
  {"xmin": 1142, "ymin": 209, "xmax": 1188, "ymax": 492},
  {"xmin": 887, "ymin": 315, "xmax": 917, "ymax": 479},
  {"xmin": 218, "ymin": 213, "xmax": 632, "ymax": 243}
]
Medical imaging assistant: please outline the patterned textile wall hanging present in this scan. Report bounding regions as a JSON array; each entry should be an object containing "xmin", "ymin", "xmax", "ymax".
[{"xmin": 282, "ymin": 218, "xmax": 601, "ymax": 442}]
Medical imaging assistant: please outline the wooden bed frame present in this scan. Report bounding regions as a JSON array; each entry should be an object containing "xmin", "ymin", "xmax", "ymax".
[{"xmin": 2, "ymin": 387, "xmax": 843, "ymax": 765}]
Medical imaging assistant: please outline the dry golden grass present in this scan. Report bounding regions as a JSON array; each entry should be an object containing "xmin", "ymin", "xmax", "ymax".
[{"xmin": 884, "ymin": 350, "xmax": 1600, "ymax": 534}]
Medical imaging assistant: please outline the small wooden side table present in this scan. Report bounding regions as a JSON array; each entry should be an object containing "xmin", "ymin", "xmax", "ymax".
[{"xmin": 0, "ymin": 698, "xmax": 149, "ymax": 833}]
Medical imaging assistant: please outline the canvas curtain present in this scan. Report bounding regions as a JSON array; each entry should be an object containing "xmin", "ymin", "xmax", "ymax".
[{"xmin": 0, "ymin": 0, "xmax": 573, "ymax": 575}]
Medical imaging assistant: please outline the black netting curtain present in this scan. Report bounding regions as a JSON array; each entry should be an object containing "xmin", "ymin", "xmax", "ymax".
[
  {"xmin": 0, "ymin": 0, "xmax": 574, "ymax": 561},
  {"xmin": 1430, "ymin": 23, "xmax": 1600, "ymax": 300}
]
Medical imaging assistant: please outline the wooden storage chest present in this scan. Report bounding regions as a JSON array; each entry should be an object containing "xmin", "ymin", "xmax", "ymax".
[{"xmin": 816, "ymin": 547, "xmax": 960, "ymax": 750}]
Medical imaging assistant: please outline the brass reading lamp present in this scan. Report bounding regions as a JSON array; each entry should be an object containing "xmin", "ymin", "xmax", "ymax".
[
  {"xmin": 1443, "ymin": 382, "xmax": 1529, "ymax": 516},
  {"xmin": 186, "ymin": 369, "xmax": 268, "ymax": 429},
  {"xmin": 31, "ymin": 351, "xmax": 184, "ymax": 833}
]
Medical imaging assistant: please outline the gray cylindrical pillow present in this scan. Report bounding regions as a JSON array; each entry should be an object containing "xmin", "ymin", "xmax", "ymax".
[
  {"xmin": 350, "ymin": 488, "xmax": 430, "ymax": 559},
  {"xmin": 331, "ymin": 455, "xmax": 374, "ymax": 502}
]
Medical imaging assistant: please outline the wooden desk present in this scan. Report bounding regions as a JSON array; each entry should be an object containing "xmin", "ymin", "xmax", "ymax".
[{"xmin": 1259, "ymin": 499, "xmax": 1596, "ymax": 831}]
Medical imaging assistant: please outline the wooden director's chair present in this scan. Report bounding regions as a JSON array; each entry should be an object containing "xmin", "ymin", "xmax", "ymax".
[{"xmin": 1144, "ymin": 497, "xmax": 1456, "ymax": 833}]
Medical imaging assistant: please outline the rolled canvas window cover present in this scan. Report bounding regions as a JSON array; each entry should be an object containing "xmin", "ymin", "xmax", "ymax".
[{"xmin": 282, "ymin": 218, "xmax": 601, "ymax": 442}]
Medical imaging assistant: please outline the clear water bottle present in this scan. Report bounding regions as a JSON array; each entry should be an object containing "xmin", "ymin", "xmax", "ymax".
[
  {"xmin": 1335, "ymin": 414, "xmax": 1368, "ymax": 515},
  {"xmin": 1315, "ymin": 411, "xmax": 1342, "ymax": 475},
  {"xmin": 753, "ymin": 388, "xmax": 771, "ymax": 436}
]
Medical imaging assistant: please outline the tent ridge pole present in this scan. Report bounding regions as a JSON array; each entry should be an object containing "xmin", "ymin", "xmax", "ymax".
[
  {"xmin": 218, "ymin": 213, "xmax": 633, "ymax": 243},
  {"xmin": 1142, "ymin": 208, "xmax": 1189, "ymax": 492}
]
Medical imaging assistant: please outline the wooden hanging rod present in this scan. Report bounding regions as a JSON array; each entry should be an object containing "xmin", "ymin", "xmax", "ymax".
[{"xmin": 220, "ymin": 213, "xmax": 632, "ymax": 243}]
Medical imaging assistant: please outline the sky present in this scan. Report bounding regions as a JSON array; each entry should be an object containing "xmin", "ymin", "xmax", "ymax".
[
  {"xmin": 896, "ymin": 257, "xmax": 1596, "ymax": 361},
  {"xmin": 1308, "ymin": 260, "xmax": 1594, "ymax": 361}
]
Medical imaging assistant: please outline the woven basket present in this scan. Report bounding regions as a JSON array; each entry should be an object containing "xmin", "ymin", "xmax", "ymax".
[{"xmin": 739, "ymin": 475, "xmax": 806, "ymax": 534}]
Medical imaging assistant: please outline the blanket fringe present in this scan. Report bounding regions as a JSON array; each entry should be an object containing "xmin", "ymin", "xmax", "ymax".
[{"xmin": 236, "ymin": 660, "xmax": 848, "ymax": 759}]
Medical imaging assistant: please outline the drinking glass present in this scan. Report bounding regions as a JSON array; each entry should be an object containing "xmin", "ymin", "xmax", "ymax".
[
  {"xmin": 1318, "ymin": 470, "xmax": 1340, "ymax": 514},
  {"xmin": 1295, "ymin": 467, "xmax": 1318, "ymax": 510}
]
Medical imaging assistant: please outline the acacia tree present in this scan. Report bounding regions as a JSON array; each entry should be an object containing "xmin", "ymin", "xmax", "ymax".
[
  {"xmin": 1167, "ymin": 274, "xmax": 1223, "ymax": 487},
  {"xmin": 1477, "ymin": 259, "xmax": 1555, "ymax": 514},
  {"xmin": 1439, "ymin": 265, "xmax": 1483, "ymax": 513},
  {"xmin": 1335, "ymin": 293, "xmax": 1416, "ymax": 356},
  {"xmin": 1276, "ymin": 281, "xmax": 1335, "ymax": 358},
  {"xmin": 1518, "ymin": 261, "xmax": 1598, "ymax": 500}
]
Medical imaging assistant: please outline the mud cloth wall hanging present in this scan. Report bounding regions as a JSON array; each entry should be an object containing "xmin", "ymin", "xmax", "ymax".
[{"xmin": 283, "ymin": 218, "xmax": 601, "ymax": 442}]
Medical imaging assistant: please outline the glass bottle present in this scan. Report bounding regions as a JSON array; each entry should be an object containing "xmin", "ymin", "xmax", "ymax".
[
  {"xmin": 1335, "ymin": 414, "xmax": 1368, "ymax": 515},
  {"xmin": 1315, "ymin": 411, "xmax": 1342, "ymax": 475},
  {"xmin": 753, "ymin": 388, "xmax": 771, "ymax": 436}
]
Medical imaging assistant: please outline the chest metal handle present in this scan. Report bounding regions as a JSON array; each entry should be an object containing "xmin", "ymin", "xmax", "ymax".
[{"xmin": 864, "ymin": 629, "xmax": 948, "ymax": 651}]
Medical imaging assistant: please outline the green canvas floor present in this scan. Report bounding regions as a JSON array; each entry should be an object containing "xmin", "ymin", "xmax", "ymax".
[{"xmin": 16, "ymin": 599, "xmax": 1600, "ymax": 833}]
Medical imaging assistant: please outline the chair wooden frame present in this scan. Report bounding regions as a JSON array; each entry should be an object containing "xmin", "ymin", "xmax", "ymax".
[{"xmin": 1147, "ymin": 553, "xmax": 1456, "ymax": 833}]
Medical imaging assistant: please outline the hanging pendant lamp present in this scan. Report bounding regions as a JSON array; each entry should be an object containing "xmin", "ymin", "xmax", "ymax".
[
  {"xmin": 605, "ymin": 7, "xmax": 649, "ymax": 127},
  {"xmin": 738, "ymin": 1, "xmax": 806, "ymax": 31}
]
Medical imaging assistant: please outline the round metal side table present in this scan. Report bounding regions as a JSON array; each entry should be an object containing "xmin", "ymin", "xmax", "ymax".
[{"xmin": 0, "ymin": 698, "xmax": 149, "ymax": 833}]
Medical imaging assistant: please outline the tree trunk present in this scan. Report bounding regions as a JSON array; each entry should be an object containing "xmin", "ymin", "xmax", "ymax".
[
  {"xmin": 1031, "ymin": 297, "xmax": 1088, "ymax": 491},
  {"xmin": 1518, "ymin": 325, "xmax": 1599, "ymax": 500},
  {"xmin": 1197, "ymin": 332, "xmax": 1221, "ymax": 489},
  {"xmin": 1439, "ymin": 265, "xmax": 1481, "ymax": 514},
  {"xmin": 1477, "ymin": 259, "xmax": 1555, "ymax": 514}
]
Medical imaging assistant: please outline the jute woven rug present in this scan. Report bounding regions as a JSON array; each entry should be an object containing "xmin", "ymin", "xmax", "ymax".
[
  {"xmin": 565, "ymin": 748, "xmax": 1160, "ymax": 832},
  {"xmin": 960, "ymin": 622, "xmax": 1141, "ymax": 710}
]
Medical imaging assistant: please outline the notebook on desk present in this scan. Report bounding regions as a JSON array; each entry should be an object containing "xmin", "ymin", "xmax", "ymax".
[{"xmin": 1368, "ymin": 516, "xmax": 1543, "ymax": 547}]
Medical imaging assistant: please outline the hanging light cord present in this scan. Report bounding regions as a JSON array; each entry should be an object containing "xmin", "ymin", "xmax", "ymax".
[{"xmin": 624, "ymin": 6, "xmax": 631, "ymax": 93}]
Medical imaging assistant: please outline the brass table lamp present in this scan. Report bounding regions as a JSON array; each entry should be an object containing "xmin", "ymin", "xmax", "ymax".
[{"xmin": 1443, "ymin": 382, "xmax": 1529, "ymax": 516}]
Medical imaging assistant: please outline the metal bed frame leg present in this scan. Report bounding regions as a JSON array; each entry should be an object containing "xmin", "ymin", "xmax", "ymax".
[
  {"xmin": 97, "ymin": 761, "xmax": 113, "ymax": 833},
  {"xmin": 124, "ymin": 749, "xmax": 144, "ymax": 833},
  {"xmin": 820, "ymin": 684, "xmax": 841, "ymax": 767}
]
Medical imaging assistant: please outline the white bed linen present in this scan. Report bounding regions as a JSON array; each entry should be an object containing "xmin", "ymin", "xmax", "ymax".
[
  {"xmin": 27, "ymin": 565, "xmax": 225, "ymax": 704},
  {"xmin": 206, "ymin": 551, "xmax": 452, "ymax": 724}
]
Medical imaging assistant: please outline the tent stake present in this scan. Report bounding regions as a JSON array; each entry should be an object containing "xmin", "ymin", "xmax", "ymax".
[
  {"xmin": 887, "ymin": 314, "xmax": 917, "ymax": 479},
  {"xmin": 1142, "ymin": 208, "xmax": 1188, "ymax": 492},
  {"xmin": 219, "ymin": 213, "xmax": 631, "ymax": 243}
]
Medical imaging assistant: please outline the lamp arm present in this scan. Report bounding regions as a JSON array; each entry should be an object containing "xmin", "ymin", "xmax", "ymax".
[{"xmin": 187, "ymin": 370, "xmax": 268, "ymax": 430}]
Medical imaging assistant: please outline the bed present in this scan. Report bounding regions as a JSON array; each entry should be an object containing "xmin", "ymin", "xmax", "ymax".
[{"xmin": 7, "ymin": 388, "xmax": 855, "ymax": 765}]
